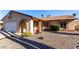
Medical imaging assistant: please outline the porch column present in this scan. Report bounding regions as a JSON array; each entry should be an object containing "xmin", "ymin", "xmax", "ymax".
[
  {"xmin": 30, "ymin": 20, "xmax": 34, "ymax": 34},
  {"xmin": 38, "ymin": 20, "xmax": 42, "ymax": 33},
  {"xmin": 48, "ymin": 21, "xmax": 51, "ymax": 29}
]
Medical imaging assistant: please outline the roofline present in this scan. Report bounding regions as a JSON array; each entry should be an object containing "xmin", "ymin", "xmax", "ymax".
[
  {"xmin": 1, "ymin": 11, "xmax": 11, "ymax": 21},
  {"xmin": 40, "ymin": 15, "xmax": 77, "ymax": 21},
  {"xmin": 11, "ymin": 10, "xmax": 33, "ymax": 17},
  {"xmin": 40, "ymin": 18, "xmax": 77, "ymax": 21},
  {"xmin": 1, "ymin": 10, "xmax": 39, "ymax": 21}
]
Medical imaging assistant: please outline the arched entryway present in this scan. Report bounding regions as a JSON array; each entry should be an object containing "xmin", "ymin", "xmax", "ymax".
[{"xmin": 19, "ymin": 20, "xmax": 27, "ymax": 33}]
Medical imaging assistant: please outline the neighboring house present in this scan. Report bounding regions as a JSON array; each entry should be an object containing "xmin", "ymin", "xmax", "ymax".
[
  {"xmin": 0, "ymin": 21, "xmax": 3, "ymax": 29},
  {"xmin": 41, "ymin": 15, "xmax": 77, "ymax": 31},
  {"xmin": 1, "ymin": 10, "xmax": 79, "ymax": 35}
]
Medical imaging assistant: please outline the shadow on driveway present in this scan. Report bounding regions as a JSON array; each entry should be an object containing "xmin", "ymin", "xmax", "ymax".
[{"xmin": 0, "ymin": 31, "xmax": 55, "ymax": 49}]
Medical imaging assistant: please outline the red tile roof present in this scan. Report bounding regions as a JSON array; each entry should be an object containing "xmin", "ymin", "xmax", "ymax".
[{"xmin": 41, "ymin": 15, "xmax": 76, "ymax": 21}]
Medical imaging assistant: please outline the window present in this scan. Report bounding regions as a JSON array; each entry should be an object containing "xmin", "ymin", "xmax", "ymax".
[
  {"xmin": 33, "ymin": 21, "xmax": 38, "ymax": 27},
  {"xmin": 60, "ymin": 21, "xmax": 66, "ymax": 28}
]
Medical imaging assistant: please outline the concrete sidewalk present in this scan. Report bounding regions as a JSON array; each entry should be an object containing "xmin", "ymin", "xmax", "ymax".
[{"xmin": 0, "ymin": 33, "xmax": 6, "ymax": 40}]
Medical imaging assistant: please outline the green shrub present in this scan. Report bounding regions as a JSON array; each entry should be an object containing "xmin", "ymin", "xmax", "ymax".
[
  {"xmin": 50, "ymin": 24, "xmax": 60, "ymax": 31},
  {"xmin": 22, "ymin": 32, "xmax": 32, "ymax": 37}
]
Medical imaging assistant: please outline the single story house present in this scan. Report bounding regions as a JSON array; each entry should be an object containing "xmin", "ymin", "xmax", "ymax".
[
  {"xmin": 41, "ymin": 15, "xmax": 77, "ymax": 31},
  {"xmin": 2, "ymin": 10, "xmax": 78, "ymax": 35}
]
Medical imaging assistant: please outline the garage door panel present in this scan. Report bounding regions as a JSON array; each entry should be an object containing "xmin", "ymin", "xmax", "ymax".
[{"xmin": 5, "ymin": 22, "xmax": 17, "ymax": 32}]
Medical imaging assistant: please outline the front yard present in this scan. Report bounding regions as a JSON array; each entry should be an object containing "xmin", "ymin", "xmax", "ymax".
[{"xmin": 26, "ymin": 31, "xmax": 79, "ymax": 49}]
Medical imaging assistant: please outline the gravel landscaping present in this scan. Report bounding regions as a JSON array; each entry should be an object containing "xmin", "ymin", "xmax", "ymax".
[{"xmin": 27, "ymin": 31, "xmax": 79, "ymax": 49}]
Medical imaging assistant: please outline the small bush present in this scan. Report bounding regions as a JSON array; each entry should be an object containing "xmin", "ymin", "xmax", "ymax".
[
  {"xmin": 22, "ymin": 32, "xmax": 32, "ymax": 37},
  {"xmin": 50, "ymin": 24, "xmax": 60, "ymax": 31}
]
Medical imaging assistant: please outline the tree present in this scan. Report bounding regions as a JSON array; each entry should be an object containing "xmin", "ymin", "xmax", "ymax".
[
  {"xmin": 72, "ymin": 13, "xmax": 76, "ymax": 16},
  {"xmin": 41, "ymin": 14, "xmax": 44, "ymax": 17}
]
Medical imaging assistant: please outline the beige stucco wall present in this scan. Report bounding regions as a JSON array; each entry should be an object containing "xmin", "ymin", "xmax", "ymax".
[
  {"xmin": 50, "ymin": 21, "xmax": 60, "ymax": 25},
  {"xmin": 66, "ymin": 20, "xmax": 77, "ymax": 30},
  {"xmin": 3, "ymin": 12, "xmax": 33, "ymax": 33}
]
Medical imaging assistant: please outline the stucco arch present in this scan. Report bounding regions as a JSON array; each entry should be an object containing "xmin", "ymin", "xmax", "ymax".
[{"xmin": 18, "ymin": 19, "xmax": 27, "ymax": 33}]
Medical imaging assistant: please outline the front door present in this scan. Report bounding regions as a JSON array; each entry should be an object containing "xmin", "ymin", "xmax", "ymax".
[
  {"xmin": 42, "ymin": 21, "xmax": 49, "ymax": 30},
  {"xmin": 60, "ymin": 21, "xmax": 66, "ymax": 29}
]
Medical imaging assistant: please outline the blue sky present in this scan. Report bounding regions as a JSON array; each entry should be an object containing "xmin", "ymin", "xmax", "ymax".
[{"xmin": 0, "ymin": 10, "xmax": 79, "ymax": 20}]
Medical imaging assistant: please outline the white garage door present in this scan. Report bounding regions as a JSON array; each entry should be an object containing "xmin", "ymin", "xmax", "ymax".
[{"xmin": 5, "ymin": 22, "xmax": 17, "ymax": 32}]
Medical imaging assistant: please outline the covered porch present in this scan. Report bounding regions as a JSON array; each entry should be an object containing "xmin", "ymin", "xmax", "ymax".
[
  {"xmin": 16, "ymin": 18, "xmax": 43, "ymax": 35},
  {"xmin": 17, "ymin": 19, "xmax": 34, "ymax": 35}
]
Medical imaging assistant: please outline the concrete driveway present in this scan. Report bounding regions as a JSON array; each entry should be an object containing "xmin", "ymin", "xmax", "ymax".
[
  {"xmin": 0, "ymin": 33, "xmax": 25, "ymax": 49},
  {"xmin": 0, "ymin": 30, "xmax": 54, "ymax": 49}
]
